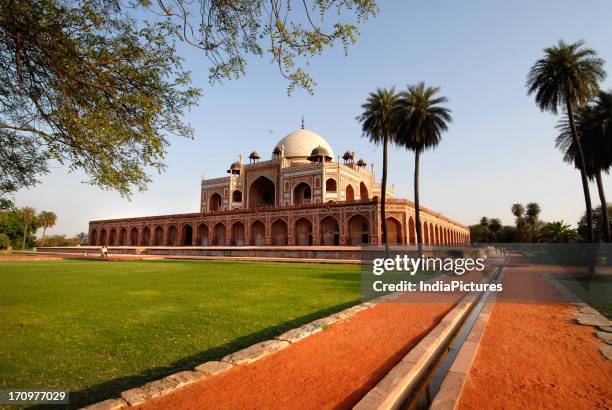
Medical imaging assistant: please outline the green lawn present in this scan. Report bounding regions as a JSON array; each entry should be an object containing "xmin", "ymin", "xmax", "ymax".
[{"xmin": 0, "ymin": 259, "xmax": 360, "ymax": 408}]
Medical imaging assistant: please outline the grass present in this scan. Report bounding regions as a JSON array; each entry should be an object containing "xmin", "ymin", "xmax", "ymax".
[
  {"xmin": 556, "ymin": 272, "xmax": 612, "ymax": 319},
  {"xmin": 0, "ymin": 259, "xmax": 360, "ymax": 408}
]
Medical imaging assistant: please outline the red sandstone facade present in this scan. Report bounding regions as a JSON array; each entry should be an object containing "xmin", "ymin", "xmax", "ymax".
[{"xmin": 89, "ymin": 128, "xmax": 469, "ymax": 247}]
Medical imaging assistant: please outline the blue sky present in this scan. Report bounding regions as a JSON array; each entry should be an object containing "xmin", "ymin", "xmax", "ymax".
[{"xmin": 14, "ymin": 0, "xmax": 612, "ymax": 236}]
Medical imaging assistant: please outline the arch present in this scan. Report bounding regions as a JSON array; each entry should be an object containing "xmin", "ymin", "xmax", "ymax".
[
  {"xmin": 209, "ymin": 192, "xmax": 222, "ymax": 212},
  {"xmin": 141, "ymin": 227, "xmax": 150, "ymax": 246},
  {"xmin": 360, "ymin": 182, "xmax": 369, "ymax": 200},
  {"xmin": 385, "ymin": 217, "xmax": 402, "ymax": 245},
  {"xmin": 181, "ymin": 224, "xmax": 193, "ymax": 246},
  {"xmin": 232, "ymin": 190, "xmax": 243, "ymax": 202},
  {"xmin": 90, "ymin": 229, "xmax": 97, "ymax": 246},
  {"xmin": 153, "ymin": 226, "xmax": 163, "ymax": 246},
  {"xmin": 108, "ymin": 228, "xmax": 117, "ymax": 246},
  {"xmin": 250, "ymin": 220, "xmax": 266, "ymax": 245},
  {"xmin": 118, "ymin": 227, "xmax": 127, "ymax": 246},
  {"xmin": 271, "ymin": 219, "xmax": 288, "ymax": 246},
  {"xmin": 372, "ymin": 196, "xmax": 380, "ymax": 202},
  {"xmin": 293, "ymin": 182, "xmax": 312, "ymax": 205},
  {"xmin": 248, "ymin": 176, "xmax": 276, "ymax": 208},
  {"xmin": 295, "ymin": 217, "xmax": 313, "ymax": 245},
  {"xmin": 129, "ymin": 227, "xmax": 139, "ymax": 246},
  {"xmin": 320, "ymin": 215, "xmax": 340, "ymax": 246},
  {"xmin": 231, "ymin": 221, "xmax": 245, "ymax": 245},
  {"xmin": 99, "ymin": 229, "xmax": 107, "ymax": 245},
  {"xmin": 345, "ymin": 184, "xmax": 355, "ymax": 201},
  {"xmin": 213, "ymin": 222, "xmax": 226, "ymax": 245},
  {"xmin": 423, "ymin": 221, "xmax": 429, "ymax": 245},
  {"xmin": 325, "ymin": 178, "xmax": 337, "ymax": 192},
  {"xmin": 430, "ymin": 224, "xmax": 435, "ymax": 245},
  {"xmin": 348, "ymin": 214, "xmax": 369, "ymax": 245},
  {"xmin": 166, "ymin": 225, "xmax": 178, "ymax": 246},
  {"xmin": 408, "ymin": 216, "xmax": 416, "ymax": 245},
  {"xmin": 197, "ymin": 223, "xmax": 209, "ymax": 245}
]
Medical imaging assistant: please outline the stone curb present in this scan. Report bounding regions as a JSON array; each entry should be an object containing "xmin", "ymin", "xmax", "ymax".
[
  {"xmin": 79, "ymin": 300, "xmax": 376, "ymax": 409},
  {"xmin": 544, "ymin": 274, "xmax": 611, "ymax": 361},
  {"xmin": 429, "ymin": 269, "xmax": 505, "ymax": 410}
]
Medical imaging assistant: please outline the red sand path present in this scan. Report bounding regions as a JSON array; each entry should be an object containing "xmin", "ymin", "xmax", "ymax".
[
  {"xmin": 458, "ymin": 259, "xmax": 612, "ymax": 409},
  {"xmin": 139, "ymin": 270, "xmax": 487, "ymax": 410}
]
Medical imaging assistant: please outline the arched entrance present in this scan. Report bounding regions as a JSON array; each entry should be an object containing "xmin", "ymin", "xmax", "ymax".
[
  {"xmin": 118, "ymin": 228, "xmax": 127, "ymax": 246},
  {"xmin": 325, "ymin": 178, "xmax": 337, "ymax": 192},
  {"xmin": 249, "ymin": 176, "xmax": 275, "ymax": 208},
  {"xmin": 408, "ymin": 216, "xmax": 416, "ymax": 245},
  {"xmin": 141, "ymin": 227, "xmax": 150, "ymax": 246},
  {"xmin": 345, "ymin": 185, "xmax": 355, "ymax": 201},
  {"xmin": 423, "ymin": 222, "xmax": 429, "ymax": 245},
  {"xmin": 153, "ymin": 226, "xmax": 163, "ymax": 245},
  {"xmin": 360, "ymin": 182, "xmax": 369, "ymax": 200},
  {"xmin": 181, "ymin": 224, "xmax": 193, "ymax": 246},
  {"xmin": 108, "ymin": 228, "xmax": 117, "ymax": 246},
  {"xmin": 99, "ymin": 229, "xmax": 106, "ymax": 245},
  {"xmin": 213, "ymin": 222, "xmax": 226, "ymax": 245},
  {"xmin": 250, "ymin": 220, "xmax": 266, "ymax": 245},
  {"xmin": 320, "ymin": 216, "xmax": 340, "ymax": 246},
  {"xmin": 232, "ymin": 190, "xmax": 242, "ymax": 202},
  {"xmin": 231, "ymin": 222, "xmax": 245, "ymax": 245},
  {"xmin": 209, "ymin": 193, "xmax": 222, "ymax": 211},
  {"xmin": 293, "ymin": 182, "xmax": 312, "ymax": 205},
  {"xmin": 90, "ymin": 230, "xmax": 97, "ymax": 246},
  {"xmin": 385, "ymin": 217, "xmax": 402, "ymax": 245},
  {"xmin": 348, "ymin": 214, "xmax": 369, "ymax": 245},
  {"xmin": 271, "ymin": 219, "xmax": 288, "ymax": 245},
  {"xmin": 166, "ymin": 225, "xmax": 178, "ymax": 246},
  {"xmin": 295, "ymin": 218, "xmax": 312, "ymax": 245},
  {"xmin": 130, "ymin": 227, "xmax": 139, "ymax": 245},
  {"xmin": 197, "ymin": 223, "xmax": 209, "ymax": 245}
]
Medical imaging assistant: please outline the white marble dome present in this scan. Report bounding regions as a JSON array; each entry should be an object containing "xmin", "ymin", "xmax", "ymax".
[{"xmin": 274, "ymin": 128, "xmax": 335, "ymax": 160}]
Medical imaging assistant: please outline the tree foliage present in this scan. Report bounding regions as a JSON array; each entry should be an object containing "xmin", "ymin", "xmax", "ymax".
[
  {"xmin": 0, "ymin": 208, "xmax": 39, "ymax": 248},
  {"xmin": 577, "ymin": 204, "xmax": 612, "ymax": 242},
  {"xmin": 537, "ymin": 221, "xmax": 580, "ymax": 243},
  {"xmin": 2, "ymin": 0, "xmax": 375, "ymax": 198}
]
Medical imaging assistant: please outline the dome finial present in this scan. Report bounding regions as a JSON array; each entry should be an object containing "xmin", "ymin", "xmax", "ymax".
[{"xmin": 301, "ymin": 116, "xmax": 304, "ymax": 129}]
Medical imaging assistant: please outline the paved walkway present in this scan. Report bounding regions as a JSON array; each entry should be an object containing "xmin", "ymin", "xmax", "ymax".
[{"xmin": 458, "ymin": 256, "xmax": 612, "ymax": 409}]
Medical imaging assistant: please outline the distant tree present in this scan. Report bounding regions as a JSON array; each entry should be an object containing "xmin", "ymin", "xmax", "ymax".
[
  {"xmin": 470, "ymin": 224, "xmax": 492, "ymax": 243},
  {"xmin": 357, "ymin": 87, "xmax": 399, "ymax": 255},
  {"xmin": 38, "ymin": 211, "xmax": 57, "ymax": 246},
  {"xmin": 489, "ymin": 218, "xmax": 502, "ymax": 240},
  {"xmin": 577, "ymin": 205, "xmax": 612, "ymax": 242},
  {"xmin": 556, "ymin": 91, "xmax": 612, "ymax": 242},
  {"xmin": 20, "ymin": 207, "xmax": 36, "ymax": 249},
  {"xmin": 497, "ymin": 225, "xmax": 520, "ymax": 243},
  {"xmin": 511, "ymin": 203, "xmax": 526, "ymax": 240},
  {"xmin": 394, "ymin": 82, "xmax": 452, "ymax": 255},
  {"xmin": 75, "ymin": 232, "xmax": 88, "ymax": 246},
  {"xmin": 526, "ymin": 202, "xmax": 541, "ymax": 241},
  {"xmin": 0, "ymin": 233, "xmax": 10, "ymax": 250},
  {"xmin": 538, "ymin": 221, "xmax": 580, "ymax": 243},
  {"xmin": 527, "ymin": 40, "xmax": 607, "ymax": 242},
  {"xmin": 479, "ymin": 217, "xmax": 489, "ymax": 226},
  {"xmin": 37, "ymin": 234, "xmax": 79, "ymax": 247},
  {"xmin": 0, "ymin": 209, "xmax": 39, "ymax": 248}
]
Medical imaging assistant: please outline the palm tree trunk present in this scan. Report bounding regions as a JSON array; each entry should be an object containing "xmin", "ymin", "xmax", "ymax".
[
  {"xmin": 381, "ymin": 134, "xmax": 389, "ymax": 257},
  {"xmin": 22, "ymin": 224, "xmax": 28, "ymax": 250},
  {"xmin": 414, "ymin": 149, "xmax": 423, "ymax": 257},
  {"xmin": 566, "ymin": 95, "xmax": 594, "ymax": 242},
  {"xmin": 41, "ymin": 226, "xmax": 47, "ymax": 247},
  {"xmin": 595, "ymin": 171, "xmax": 610, "ymax": 242}
]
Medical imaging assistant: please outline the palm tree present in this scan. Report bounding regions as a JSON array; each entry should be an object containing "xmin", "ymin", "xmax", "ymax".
[
  {"xmin": 526, "ymin": 202, "xmax": 541, "ymax": 241},
  {"xmin": 527, "ymin": 40, "xmax": 606, "ymax": 242},
  {"xmin": 20, "ymin": 207, "xmax": 36, "ymax": 250},
  {"xmin": 511, "ymin": 203, "xmax": 526, "ymax": 241},
  {"xmin": 538, "ymin": 221, "xmax": 580, "ymax": 243},
  {"xmin": 556, "ymin": 91, "xmax": 612, "ymax": 242},
  {"xmin": 395, "ymin": 82, "xmax": 452, "ymax": 255},
  {"xmin": 357, "ymin": 87, "xmax": 399, "ymax": 255},
  {"xmin": 38, "ymin": 211, "xmax": 57, "ymax": 246}
]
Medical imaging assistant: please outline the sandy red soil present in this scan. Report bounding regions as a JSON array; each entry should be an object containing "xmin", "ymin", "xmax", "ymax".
[
  {"xmin": 139, "ymin": 269, "xmax": 488, "ymax": 410},
  {"xmin": 458, "ymin": 258, "xmax": 612, "ymax": 409}
]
